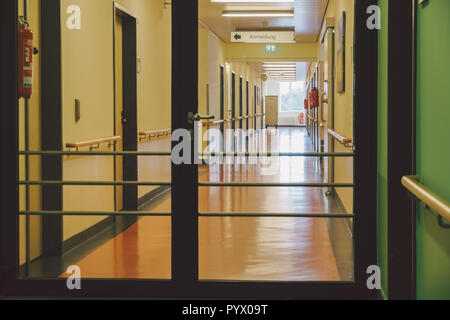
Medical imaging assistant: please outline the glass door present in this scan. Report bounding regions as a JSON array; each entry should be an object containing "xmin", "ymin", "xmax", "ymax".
[{"xmin": 4, "ymin": 0, "xmax": 378, "ymax": 299}]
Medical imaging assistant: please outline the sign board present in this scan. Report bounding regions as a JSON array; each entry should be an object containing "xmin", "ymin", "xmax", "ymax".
[{"xmin": 231, "ymin": 31, "xmax": 295, "ymax": 43}]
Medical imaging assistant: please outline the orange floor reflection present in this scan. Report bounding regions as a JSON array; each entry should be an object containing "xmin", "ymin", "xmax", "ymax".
[{"xmin": 61, "ymin": 128, "xmax": 346, "ymax": 281}]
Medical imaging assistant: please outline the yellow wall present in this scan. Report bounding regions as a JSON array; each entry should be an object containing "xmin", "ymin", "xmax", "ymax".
[
  {"xmin": 19, "ymin": 0, "xmax": 42, "ymax": 265},
  {"xmin": 60, "ymin": 0, "xmax": 172, "ymax": 240},
  {"xmin": 330, "ymin": 0, "xmax": 354, "ymax": 213},
  {"xmin": 199, "ymin": 24, "xmax": 209, "ymax": 116},
  {"xmin": 207, "ymin": 29, "xmax": 226, "ymax": 121},
  {"xmin": 308, "ymin": 0, "xmax": 354, "ymax": 213},
  {"xmin": 199, "ymin": 27, "xmax": 264, "ymax": 129}
]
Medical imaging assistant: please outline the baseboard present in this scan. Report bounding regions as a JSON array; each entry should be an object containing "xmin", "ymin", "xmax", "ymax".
[
  {"xmin": 62, "ymin": 216, "xmax": 115, "ymax": 254},
  {"xmin": 325, "ymin": 191, "xmax": 354, "ymax": 281},
  {"xmin": 138, "ymin": 186, "xmax": 171, "ymax": 210},
  {"xmin": 62, "ymin": 185, "xmax": 171, "ymax": 253}
]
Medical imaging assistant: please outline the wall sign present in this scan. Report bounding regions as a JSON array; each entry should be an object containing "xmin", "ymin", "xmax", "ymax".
[{"xmin": 231, "ymin": 31, "xmax": 295, "ymax": 43}]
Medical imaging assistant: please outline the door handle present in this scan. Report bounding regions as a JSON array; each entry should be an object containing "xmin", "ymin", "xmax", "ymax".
[
  {"xmin": 188, "ymin": 112, "xmax": 215, "ymax": 124},
  {"xmin": 121, "ymin": 110, "xmax": 128, "ymax": 124}
]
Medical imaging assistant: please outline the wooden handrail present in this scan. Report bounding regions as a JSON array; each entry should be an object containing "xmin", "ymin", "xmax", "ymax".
[
  {"xmin": 402, "ymin": 175, "xmax": 450, "ymax": 224},
  {"xmin": 66, "ymin": 136, "xmax": 121, "ymax": 151},
  {"xmin": 139, "ymin": 129, "xmax": 171, "ymax": 141},
  {"xmin": 328, "ymin": 129, "xmax": 353, "ymax": 147},
  {"xmin": 202, "ymin": 120, "xmax": 225, "ymax": 127}
]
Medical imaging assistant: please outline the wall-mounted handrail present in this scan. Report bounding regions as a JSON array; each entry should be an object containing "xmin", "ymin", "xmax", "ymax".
[
  {"xmin": 402, "ymin": 175, "xmax": 450, "ymax": 227},
  {"xmin": 66, "ymin": 136, "xmax": 121, "ymax": 151},
  {"xmin": 202, "ymin": 120, "xmax": 224, "ymax": 127},
  {"xmin": 212, "ymin": 120, "xmax": 224, "ymax": 126},
  {"xmin": 139, "ymin": 128, "xmax": 171, "ymax": 142},
  {"xmin": 328, "ymin": 129, "xmax": 353, "ymax": 147}
]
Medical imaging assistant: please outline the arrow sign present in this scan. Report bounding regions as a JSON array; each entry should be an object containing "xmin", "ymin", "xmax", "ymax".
[{"xmin": 231, "ymin": 31, "xmax": 295, "ymax": 43}]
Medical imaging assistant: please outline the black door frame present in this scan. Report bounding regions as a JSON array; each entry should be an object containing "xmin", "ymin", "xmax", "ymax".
[
  {"xmin": 253, "ymin": 84, "xmax": 257, "ymax": 129},
  {"xmin": 114, "ymin": 4, "xmax": 138, "ymax": 212},
  {"xmin": 239, "ymin": 76, "xmax": 243, "ymax": 129},
  {"xmin": 220, "ymin": 65, "xmax": 224, "ymax": 135},
  {"xmin": 246, "ymin": 80, "xmax": 250, "ymax": 130},
  {"xmin": 1, "ymin": 0, "xmax": 379, "ymax": 299},
  {"xmin": 114, "ymin": 4, "xmax": 139, "ymax": 234},
  {"xmin": 386, "ymin": 0, "xmax": 416, "ymax": 300},
  {"xmin": 231, "ymin": 71, "xmax": 236, "ymax": 132}
]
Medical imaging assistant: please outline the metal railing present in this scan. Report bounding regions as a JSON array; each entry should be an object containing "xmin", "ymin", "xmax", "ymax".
[
  {"xmin": 402, "ymin": 175, "xmax": 450, "ymax": 228},
  {"xmin": 19, "ymin": 120, "xmax": 355, "ymax": 275}
]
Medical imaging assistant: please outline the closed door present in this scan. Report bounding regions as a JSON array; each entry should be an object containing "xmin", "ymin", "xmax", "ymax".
[{"xmin": 415, "ymin": 0, "xmax": 450, "ymax": 299}]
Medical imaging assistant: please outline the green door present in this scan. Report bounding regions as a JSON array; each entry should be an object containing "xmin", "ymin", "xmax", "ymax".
[{"xmin": 416, "ymin": 0, "xmax": 450, "ymax": 300}]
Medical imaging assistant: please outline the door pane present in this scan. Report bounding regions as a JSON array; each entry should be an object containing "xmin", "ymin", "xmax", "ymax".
[
  {"xmin": 198, "ymin": 0, "xmax": 354, "ymax": 282},
  {"xmin": 18, "ymin": 0, "xmax": 172, "ymax": 280}
]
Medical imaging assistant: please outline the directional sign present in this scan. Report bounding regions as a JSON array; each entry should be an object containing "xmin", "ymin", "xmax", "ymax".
[{"xmin": 231, "ymin": 31, "xmax": 295, "ymax": 43}]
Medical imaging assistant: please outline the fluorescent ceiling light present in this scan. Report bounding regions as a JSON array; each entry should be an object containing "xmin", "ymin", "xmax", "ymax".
[
  {"xmin": 223, "ymin": 10, "xmax": 294, "ymax": 17},
  {"xmin": 263, "ymin": 64, "xmax": 296, "ymax": 68},
  {"xmin": 264, "ymin": 67, "xmax": 296, "ymax": 69},
  {"xmin": 268, "ymin": 71, "xmax": 296, "ymax": 73},
  {"xmin": 213, "ymin": 0, "xmax": 294, "ymax": 2},
  {"xmin": 265, "ymin": 69, "xmax": 296, "ymax": 71}
]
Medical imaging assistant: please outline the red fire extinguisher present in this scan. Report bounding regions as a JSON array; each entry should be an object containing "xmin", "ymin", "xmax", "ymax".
[
  {"xmin": 304, "ymin": 99, "xmax": 309, "ymax": 110},
  {"xmin": 18, "ymin": 17, "xmax": 34, "ymax": 98},
  {"xmin": 311, "ymin": 88, "xmax": 319, "ymax": 108}
]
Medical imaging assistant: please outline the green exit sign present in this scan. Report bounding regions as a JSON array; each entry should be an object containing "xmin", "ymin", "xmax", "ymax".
[{"xmin": 265, "ymin": 45, "xmax": 277, "ymax": 53}]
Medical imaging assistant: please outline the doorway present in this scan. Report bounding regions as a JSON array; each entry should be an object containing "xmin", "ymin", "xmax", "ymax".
[{"xmin": 114, "ymin": 5, "xmax": 138, "ymax": 214}]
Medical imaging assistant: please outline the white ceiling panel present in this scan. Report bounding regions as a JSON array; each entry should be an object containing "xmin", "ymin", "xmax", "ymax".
[{"xmin": 199, "ymin": 0, "xmax": 329, "ymax": 43}]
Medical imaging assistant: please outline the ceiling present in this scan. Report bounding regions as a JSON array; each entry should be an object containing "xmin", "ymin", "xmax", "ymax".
[{"xmin": 199, "ymin": 0, "xmax": 329, "ymax": 43}]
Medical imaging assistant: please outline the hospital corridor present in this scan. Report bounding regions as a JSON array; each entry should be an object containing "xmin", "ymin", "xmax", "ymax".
[{"xmin": 0, "ymin": 0, "xmax": 449, "ymax": 301}]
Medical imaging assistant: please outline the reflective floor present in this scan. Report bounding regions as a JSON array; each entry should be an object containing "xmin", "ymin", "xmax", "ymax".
[{"xmin": 59, "ymin": 127, "xmax": 353, "ymax": 281}]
